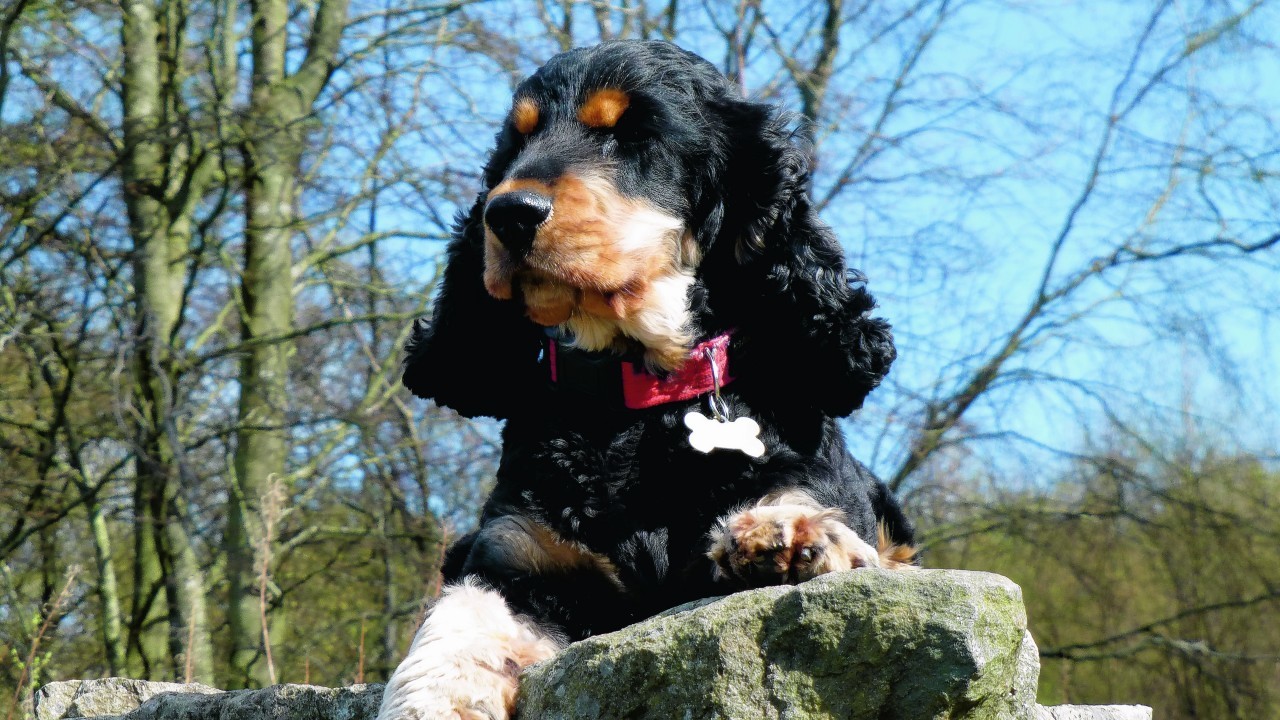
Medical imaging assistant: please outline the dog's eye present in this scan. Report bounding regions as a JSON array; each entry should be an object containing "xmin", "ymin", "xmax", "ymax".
[{"xmin": 611, "ymin": 118, "xmax": 650, "ymax": 145}]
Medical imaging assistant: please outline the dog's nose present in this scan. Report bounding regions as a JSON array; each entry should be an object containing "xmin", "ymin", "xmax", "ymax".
[{"xmin": 484, "ymin": 191, "xmax": 552, "ymax": 256}]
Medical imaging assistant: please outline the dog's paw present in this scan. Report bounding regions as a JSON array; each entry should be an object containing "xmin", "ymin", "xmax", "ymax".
[
  {"xmin": 377, "ymin": 652, "xmax": 518, "ymax": 720},
  {"xmin": 377, "ymin": 580, "xmax": 561, "ymax": 720},
  {"xmin": 706, "ymin": 491, "xmax": 884, "ymax": 587}
]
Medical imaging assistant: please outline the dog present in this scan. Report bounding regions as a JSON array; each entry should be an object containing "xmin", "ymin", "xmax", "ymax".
[{"xmin": 376, "ymin": 40, "xmax": 918, "ymax": 720}]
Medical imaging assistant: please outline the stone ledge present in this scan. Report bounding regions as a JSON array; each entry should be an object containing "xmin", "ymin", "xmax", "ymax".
[
  {"xmin": 1035, "ymin": 706, "xmax": 1152, "ymax": 720},
  {"xmin": 34, "ymin": 682, "xmax": 381, "ymax": 720},
  {"xmin": 33, "ymin": 571, "xmax": 1152, "ymax": 720},
  {"xmin": 33, "ymin": 679, "xmax": 221, "ymax": 720},
  {"xmin": 32, "ymin": 681, "xmax": 1151, "ymax": 720},
  {"xmin": 520, "ymin": 569, "xmax": 1036, "ymax": 719}
]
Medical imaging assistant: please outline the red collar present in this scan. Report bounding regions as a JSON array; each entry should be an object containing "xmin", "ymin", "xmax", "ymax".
[{"xmin": 545, "ymin": 333, "xmax": 733, "ymax": 410}]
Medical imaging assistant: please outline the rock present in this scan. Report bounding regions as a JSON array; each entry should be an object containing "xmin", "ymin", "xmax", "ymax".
[
  {"xmin": 33, "ymin": 679, "xmax": 220, "ymax": 720},
  {"xmin": 117, "ymin": 684, "xmax": 381, "ymax": 720},
  {"xmin": 32, "ymin": 571, "xmax": 1151, "ymax": 720},
  {"xmin": 1035, "ymin": 706, "xmax": 1153, "ymax": 720},
  {"xmin": 29, "ymin": 680, "xmax": 80, "ymax": 720},
  {"xmin": 1013, "ymin": 630, "xmax": 1041, "ymax": 718},
  {"xmin": 31, "ymin": 682, "xmax": 380, "ymax": 720},
  {"xmin": 519, "ymin": 569, "xmax": 1038, "ymax": 719}
]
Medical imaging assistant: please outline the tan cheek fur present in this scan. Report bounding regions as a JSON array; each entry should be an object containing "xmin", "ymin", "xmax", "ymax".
[{"xmin": 483, "ymin": 174, "xmax": 693, "ymax": 371}]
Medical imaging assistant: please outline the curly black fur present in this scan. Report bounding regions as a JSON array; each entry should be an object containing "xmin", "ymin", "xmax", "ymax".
[{"xmin": 404, "ymin": 40, "xmax": 913, "ymax": 640}]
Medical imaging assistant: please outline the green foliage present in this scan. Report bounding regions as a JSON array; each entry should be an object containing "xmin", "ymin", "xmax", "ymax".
[
  {"xmin": 7, "ymin": 624, "xmax": 53, "ymax": 714},
  {"xmin": 927, "ymin": 449, "xmax": 1280, "ymax": 720}
]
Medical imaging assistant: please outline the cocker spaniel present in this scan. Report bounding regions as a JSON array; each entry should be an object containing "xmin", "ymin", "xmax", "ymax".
[{"xmin": 377, "ymin": 39, "xmax": 918, "ymax": 720}]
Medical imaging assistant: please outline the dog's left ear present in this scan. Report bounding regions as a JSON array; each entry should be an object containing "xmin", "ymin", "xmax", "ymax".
[
  {"xmin": 701, "ymin": 102, "xmax": 896, "ymax": 417},
  {"xmin": 402, "ymin": 196, "xmax": 545, "ymax": 419}
]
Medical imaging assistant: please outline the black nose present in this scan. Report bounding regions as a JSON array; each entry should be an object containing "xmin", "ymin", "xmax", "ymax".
[{"xmin": 484, "ymin": 191, "xmax": 552, "ymax": 257}]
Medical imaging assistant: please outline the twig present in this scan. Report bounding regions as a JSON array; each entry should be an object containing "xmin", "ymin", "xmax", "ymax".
[
  {"xmin": 6, "ymin": 566, "xmax": 80, "ymax": 720},
  {"xmin": 183, "ymin": 595, "xmax": 197, "ymax": 683},
  {"xmin": 256, "ymin": 476, "xmax": 286, "ymax": 685},
  {"xmin": 356, "ymin": 618, "xmax": 367, "ymax": 684},
  {"xmin": 429, "ymin": 524, "xmax": 452, "ymax": 599}
]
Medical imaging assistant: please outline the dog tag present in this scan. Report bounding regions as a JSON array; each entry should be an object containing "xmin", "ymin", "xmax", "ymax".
[{"xmin": 684, "ymin": 410, "xmax": 766, "ymax": 458}]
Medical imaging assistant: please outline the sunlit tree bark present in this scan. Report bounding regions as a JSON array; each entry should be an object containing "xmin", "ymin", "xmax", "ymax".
[{"xmin": 225, "ymin": 0, "xmax": 350, "ymax": 686}]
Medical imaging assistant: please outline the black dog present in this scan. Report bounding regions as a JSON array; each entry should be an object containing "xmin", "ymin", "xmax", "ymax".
[{"xmin": 376, "ymin": 40, "xmax": 917, "ymax": 720}]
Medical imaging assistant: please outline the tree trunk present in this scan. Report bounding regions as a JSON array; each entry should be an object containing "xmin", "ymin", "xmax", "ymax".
[
  {"xmin": 120, "ymin": 0, "xmax": 215, "ymax": 682},
  {"xmin": 225, "ymin": 0, "xmax": 349, "ymax": 687},
  {"xmin": 81, "ymin": 482, "xmax": 127, "ymax": 676}
]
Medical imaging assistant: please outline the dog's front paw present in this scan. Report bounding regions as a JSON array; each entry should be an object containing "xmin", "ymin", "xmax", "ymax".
[
  {"xmin": 706, "ymin": 491, "xmax": 881, "ymax": 587},
  {"xmin": 377, "ymin": 580, "xmax": 561, "ymax": 720},
  {"xmin": 377, "ymin": 649, "xmax": 522, "ymax": 720}
]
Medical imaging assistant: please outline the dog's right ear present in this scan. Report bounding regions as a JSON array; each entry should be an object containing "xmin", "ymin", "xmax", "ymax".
[{"xmin": 402, "ymin": 196, "xmax": 544, "ymax": 419}]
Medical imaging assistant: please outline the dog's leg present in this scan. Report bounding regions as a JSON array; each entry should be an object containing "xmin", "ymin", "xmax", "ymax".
[
  {"xmin": 706, "ymin": 491, "xmax": 916, "ymax": 588},
  {"xmin": 376, "ymin": 578, "xmax": 563, "ymax": 720}
]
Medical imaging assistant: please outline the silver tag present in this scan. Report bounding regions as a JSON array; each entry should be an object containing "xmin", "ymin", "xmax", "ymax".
[{"xmin": 684, "ymin": 410, "xmax": 766, "ymax": 458}]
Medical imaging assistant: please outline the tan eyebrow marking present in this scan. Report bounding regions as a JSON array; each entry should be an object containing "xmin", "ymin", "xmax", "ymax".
[
  {"xmin": 578, "ymin": 88, "xmax": 630, "ymax": 129},
  {"xmin": 513, "ymin": 98, "xmax": 539, "ymax": 134}
]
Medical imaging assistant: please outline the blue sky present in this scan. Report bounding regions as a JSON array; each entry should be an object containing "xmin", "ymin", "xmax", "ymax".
[
  {"xmin": 16, "ymin": 0, "xmax": 1271, "ymax": 497},
  {"xmin": 372, "ymin": 1, "xmax": 1280, "ymax": 484}
]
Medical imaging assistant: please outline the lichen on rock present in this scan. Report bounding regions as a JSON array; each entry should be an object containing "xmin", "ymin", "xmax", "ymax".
[
  {"xmin": 519, "ymin": 569, "xmax": 1037, "ymax": 719},
  {"xmin": 31, "ymin": 570, "xmax": 1150, "ymax": 720}
]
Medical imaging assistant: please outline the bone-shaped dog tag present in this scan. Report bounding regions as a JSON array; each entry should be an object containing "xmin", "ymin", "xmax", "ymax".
[{"xmin": 684, "ymin": 410, "xmax": 766, "ymax": 458}]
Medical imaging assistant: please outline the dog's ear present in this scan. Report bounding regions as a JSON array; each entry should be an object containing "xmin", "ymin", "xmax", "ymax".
[
  {"xmin": 702, "ymin": 103, "xmax": 896, "ymax": 417},
  {"xmin": 402, "ymin": 196, "xmax": 545, "ymax": 419}
]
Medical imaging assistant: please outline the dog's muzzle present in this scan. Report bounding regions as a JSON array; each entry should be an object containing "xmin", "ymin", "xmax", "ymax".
[{"xmin": 485, "ymin": 191, "xmax": 552, "ymax": 258}]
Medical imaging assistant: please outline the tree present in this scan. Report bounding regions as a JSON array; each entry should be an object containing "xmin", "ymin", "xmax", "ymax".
[
  {"xmin": 223, "ymin": 0, "xmax": 351, "ymax": 686},
  {"xmin": 3, "ymin": 0, "xmax": 477, "ymax": 693},
  {"xmin": 2, "ymin": 0, "xmax": 1276, "ymax": 709},
  {"xmin": 924, "ymin": 429, "xmax": 1280, "ymax": 719}
]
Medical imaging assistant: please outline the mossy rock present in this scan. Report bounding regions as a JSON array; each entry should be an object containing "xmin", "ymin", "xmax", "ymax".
[
  {"xmin": 518, "ymin": 569, "xmax": 1038, "ymax": 720},
  {"xmin": 33, "ymin": 571, "xmax": 1151, "ymax": 720}
]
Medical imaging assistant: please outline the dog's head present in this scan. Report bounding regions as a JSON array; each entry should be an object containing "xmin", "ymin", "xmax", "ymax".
[{"xmin": 405, "ymin": 41, "xmax": 895, "ymax": 419}]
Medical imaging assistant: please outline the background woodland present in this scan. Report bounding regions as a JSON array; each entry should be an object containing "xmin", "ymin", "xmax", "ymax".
[{"xmin": 2, "ymin": 1, "xmax": 1278, "ymax": 718}]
